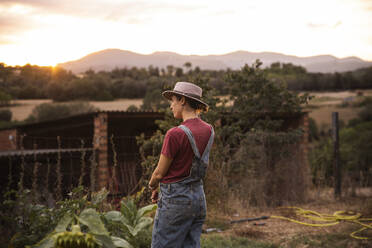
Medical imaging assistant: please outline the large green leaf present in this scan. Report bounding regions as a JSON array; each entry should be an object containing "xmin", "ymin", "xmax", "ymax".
[
  {"xmin": 132, "ymin": 217, "xmax": 153, "ymax": 236},
  {"xmin": 77, "ymin": 208, "xmax": 109, "ymax": 235},
  {"xmin": 94, "ymin": 234, "xmax": 116, "ymax": 248},
  {"xmin": 29, "ymin": 235, "xmax": 55, "ymax": 248},
  {"xmin": 54, "ymin": 213, "xmax": 73, "ymax": 232},
  {"xmin": 137, "ymin": 204, "xmax": 157, "ymax": 219},
  {"xmin": 124, "ymin": 223, "xmax": 135, "ymax": 236},
  {"xmin": 104, "ymin": 211, "xmax": 132, "ymax": 237},
  {"xmin": 111, "ymin": 236, "xmax": 134, "ymax": 248},
  {"xmin": 105, "ymin": 211, "xmax": 126, "ymax": 223},
  {"xmin": 120, "ymin": 200, "xmax": 136, "ymax": 225}
]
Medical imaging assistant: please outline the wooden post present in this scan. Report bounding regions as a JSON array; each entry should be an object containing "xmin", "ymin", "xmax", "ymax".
[{"xmin": 332, "ymin": 112, "xmax": 341, "ymax": 198}]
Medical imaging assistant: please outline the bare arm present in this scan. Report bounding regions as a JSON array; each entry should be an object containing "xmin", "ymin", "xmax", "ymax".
[{"xmin": 149, "ymin": 154, "xmax": 173, "ymax": 190}]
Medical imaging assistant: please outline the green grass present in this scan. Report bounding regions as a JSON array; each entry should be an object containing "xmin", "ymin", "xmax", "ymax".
[{"xmin": 201, "ymin": 234, "xmax": 278, "ymax": 248}]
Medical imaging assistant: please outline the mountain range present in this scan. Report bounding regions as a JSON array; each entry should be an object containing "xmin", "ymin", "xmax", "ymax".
[{"xmin": 58, "ymin": 49, "xmax": 372, "ymax": 74}]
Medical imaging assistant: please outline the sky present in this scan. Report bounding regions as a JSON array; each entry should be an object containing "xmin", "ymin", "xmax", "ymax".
[{"xmin": 1, "ymin": 0, "xmax": 372, "ymax": 66}]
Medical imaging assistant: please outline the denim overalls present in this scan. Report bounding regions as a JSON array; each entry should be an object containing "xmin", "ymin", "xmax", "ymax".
[{"xmin": 151, "ymin": 124, "xmax": 215, "ymax": 248}]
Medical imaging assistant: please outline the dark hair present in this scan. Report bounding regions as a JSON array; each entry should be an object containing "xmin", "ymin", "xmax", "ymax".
[{"xmin": 175, "ymin": 95, "xmax": 203, "ymax": 110}]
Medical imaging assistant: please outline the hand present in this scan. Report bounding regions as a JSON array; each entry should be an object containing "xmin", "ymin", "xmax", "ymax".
[{"xmin": 151, "ymin": 189, "xmax": 159, "ymax": 204}]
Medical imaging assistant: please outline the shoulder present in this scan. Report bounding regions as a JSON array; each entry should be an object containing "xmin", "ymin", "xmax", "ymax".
[
  {"xmin": 185, "ymin": 118, "xmax": 212, "ymax": 131},
  {"xmin": 165, "ymin": 126, "xmax": 186, "ymax": 138}
]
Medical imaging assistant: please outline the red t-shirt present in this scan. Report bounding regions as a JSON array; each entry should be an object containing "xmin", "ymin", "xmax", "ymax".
[{"xmin": 161, "ymin": 118, "xmax": 213, "ymax": 183}]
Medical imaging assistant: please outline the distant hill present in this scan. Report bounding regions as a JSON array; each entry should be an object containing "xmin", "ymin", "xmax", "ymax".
[{"xmin": 58, "ymin": 49, "xmax": 372, "ymax": 74}]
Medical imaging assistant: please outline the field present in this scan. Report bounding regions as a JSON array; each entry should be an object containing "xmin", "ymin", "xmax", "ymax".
[
  {"xmin": 303, "ymin": 90, "xmax": 372, "ymax": 128},
  {"xmin": 5, "ymin": 98, "xmax": 143, "ymax": 121},
  {"xmin": 5, "ymin": 90, "xmax": 372, "ymax": 128}
]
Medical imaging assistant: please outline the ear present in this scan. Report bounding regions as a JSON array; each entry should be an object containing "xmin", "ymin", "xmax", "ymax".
[{"xmin": 180, "ymin": 96, "xmax": 186, "ymax": 106}]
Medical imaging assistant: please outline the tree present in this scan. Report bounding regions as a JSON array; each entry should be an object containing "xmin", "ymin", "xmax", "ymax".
[
  {"xmin": 183, "ymin": 62, "xmax": 192, "ymax": 74},
  {"xmin": 0, "ymin": 90, "xmax": 12, "ymax": 106},
  {"xmin": 175, "ymin": 67, "xmax": 183, "ymax": 77},
  {"xmin": 0, "ymin": 109, "xmax": 12, "ymax": 122},
  {"xmin": 166, "ymin": 65, "xmax": 174, "ymax": 76}
]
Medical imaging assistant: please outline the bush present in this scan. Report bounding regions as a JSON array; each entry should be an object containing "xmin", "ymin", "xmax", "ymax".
[
  {"xmin": 26, "ymin": 101, "xmax": 99, "ymax": 122},
  {"xmin": 0, "ymin": 109, "xmax": 12, "ymax": 121},
  {"xmin": 127, "ymin": 104, "xmax": 139, "ymax": 111},
  {"xmin": 358, "ymin": 103, "xmax": 372, "ymax": 122},
  {"xmin": 0, "ymin": 90, "xmax": 12, "ymax": 106},
  {"xmin": 308, "ymin": 117, "xmax": 319, "ymax": 142}
]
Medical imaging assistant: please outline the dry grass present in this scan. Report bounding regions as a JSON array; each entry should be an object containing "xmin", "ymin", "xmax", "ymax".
[
  {"xmin": 302, "ymin": 89, "xmax": 372, "ymax": 128},
  {"xmin": 306, "ymin": 105, "xmax": 362, "ymax": 128},
  {"xmin": 6, "ymin": 90, "xmax": 372, "ymax": 123},
  {"xmin": 6, "ymin": 99, "xmax": 52, "ymax": 121},
  {"xmin": 6, "ymin": 99, "xmax": 143, "ymax": 121},
  {"xmin": 306, "ymin": 90, "xmax": 372, "ymax": 99},
  {"xmin": 88, "ymin": 99, "xmax": 142, "ymax": 111},
  {"xmin": 205, "ymin": 187, "xmax": 372, "ymax": 247}
]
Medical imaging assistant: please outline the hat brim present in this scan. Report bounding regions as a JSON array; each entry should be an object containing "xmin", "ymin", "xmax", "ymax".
[{"xmin": 162, "ymin": 90, "xmax": 209, "ymax": 111}]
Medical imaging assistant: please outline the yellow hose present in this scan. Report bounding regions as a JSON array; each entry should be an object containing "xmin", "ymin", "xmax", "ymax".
[{"xmin": 270, "ymin": 207, "xmax": 372, "ymax": 240}]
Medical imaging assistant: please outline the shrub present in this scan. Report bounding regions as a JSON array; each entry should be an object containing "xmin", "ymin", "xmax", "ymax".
[
  {"xmin": 26, "ymin": 101, "xmax": 99, "ymax": 122},
  {"xmin": 0, "ymin": 90, "xmax": 12, "ymax": 106},
  {"xmin": 0, "ymin": 109, "xmax": 12, "ymax": 121},
  {"xmin": 4, "ymin": 187, "xmax": 151, "ymax": 248},
  {"xmin": 308, "ymin": 117, "xmax": 319, "ymax": 142},
  {"xmin": 127, "ymin": 105, "xmax": 139, "ymax": 111},
  {"xmin": 358, "ymin": 102, "xmax": 372, "ymax": 122}
]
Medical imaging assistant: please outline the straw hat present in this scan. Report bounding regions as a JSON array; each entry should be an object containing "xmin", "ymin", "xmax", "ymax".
[{"xmin": 162, "ymin": 82, "xmax": 208, "ymax": 111}]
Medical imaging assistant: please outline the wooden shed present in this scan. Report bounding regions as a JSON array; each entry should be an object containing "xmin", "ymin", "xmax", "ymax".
[{"xmin": 0, "ymin": 111, "xmax": 163, "ymax": 199}]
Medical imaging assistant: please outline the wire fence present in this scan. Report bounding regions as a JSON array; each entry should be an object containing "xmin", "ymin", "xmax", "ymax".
[{"xmin": 1, "ymin": 135, "xmax": 144, "ymax": 204}]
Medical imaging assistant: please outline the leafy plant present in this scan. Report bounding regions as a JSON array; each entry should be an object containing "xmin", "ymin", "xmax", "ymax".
[
  {"xmin": 104, "ymin": 198, "xmax": 157, "ymax": 248},
  {"xmin": 1, "ymin": 189, "xmax": 57, "ymax": 248},
  {"xmin": 2, "ymin": 187, "xmax": 114, "ymax": 248},
  {"xmin": 29, "ymin": 208, "xmax": 131, "ymax": 248}
]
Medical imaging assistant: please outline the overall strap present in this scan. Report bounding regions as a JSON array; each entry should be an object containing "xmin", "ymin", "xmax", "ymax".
[
  {"xmin": 178, "ymin": 125, "xmax": 201, "ymax": 158},
  {"xmin": 201, "ymin": 125, "xmax": 214, "ymax": 164},
  {"xmin": 178, "ymin": 124, "xmax": 214, "ymax": 161}
]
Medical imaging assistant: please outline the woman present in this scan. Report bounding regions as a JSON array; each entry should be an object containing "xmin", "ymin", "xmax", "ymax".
[{"xmin": 149, "ymin": 81, "xmax": 214, "ymax": 248}]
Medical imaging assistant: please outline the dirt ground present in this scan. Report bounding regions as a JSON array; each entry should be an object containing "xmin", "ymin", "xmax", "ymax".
[{"xmin": 205, "ymin": 187, "xmax": 372, "ymax": 247}]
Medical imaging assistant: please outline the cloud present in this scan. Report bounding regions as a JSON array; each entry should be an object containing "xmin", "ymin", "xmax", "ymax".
[
  {"xmin": 0, "ymin": 0, "xmax": 204, "ymax": 24},
  {"xmin": 0, "ymin": 12, "xmax": 37, "ymax": 36}
]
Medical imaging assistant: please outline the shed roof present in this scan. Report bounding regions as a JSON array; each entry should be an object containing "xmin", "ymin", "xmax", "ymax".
[
  {"xmin": 0, "ymin": 110, "xmax": 164, "ymax": 131},
  {"xmin": 0, "ymin": 148, "xmax": 94, "ymax": 158}
]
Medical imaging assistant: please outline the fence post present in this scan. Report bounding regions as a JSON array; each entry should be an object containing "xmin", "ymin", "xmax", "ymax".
[
  {"xmin": 94, "ymin": 113, "xmax": 109, "ymax": 191},
  {"xmin": 332, "ymin": 112, "xmax": 341, "ymax": 198}
]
